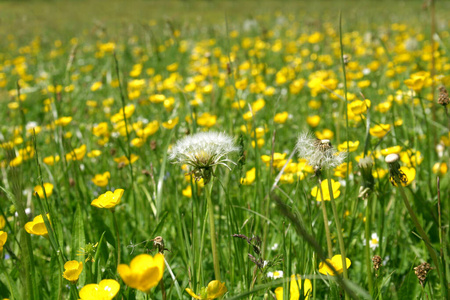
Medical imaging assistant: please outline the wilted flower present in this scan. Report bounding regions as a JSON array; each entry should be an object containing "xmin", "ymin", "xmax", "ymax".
[
  {"xmin": 185, "ymin": 280, "xmax": 227, "ymax": 299},
  {"xmin": 295, "ymin": 132, "xmax": 345, "ymax": 175},
  {"xmin": 25, "ymin": 214, "xmax": 50, "ymax": 236},
  {"xmin": 169, "ymin": 132, "xmax": 239, "ymax": 184},
  {"xmin": 91, "ymin": 189, "xmax": 124, "ymax": 209},
  {"xmin": 274, "ymin": 274, "xmax": 312, "ymax": 300},
  {"xmin": 318, "ymin": 254, "xmax": 351, "ymax": 276},
  {"xmin": 62, "ymin": 260, "xmax": 83, "ymax": 283},
  {"xmin": 117, "ymin": 253, "xmax": 165, "ymax": 293},
  {"xmin": 79, "ymin": 279, "xmax": 120, "ymax": 300}
]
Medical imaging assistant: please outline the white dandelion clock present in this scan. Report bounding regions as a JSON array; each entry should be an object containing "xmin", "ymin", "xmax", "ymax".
[
  {"xmin": 169, "ymin": 131, "xmax": 239, "ymax": 184},
  {"xmin": 295, "ymin": 132, "xmax": 346, "ymax": 174}
]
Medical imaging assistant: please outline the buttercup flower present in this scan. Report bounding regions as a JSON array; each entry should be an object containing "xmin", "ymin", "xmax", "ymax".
[
  {"xmin": 295, "ymin": 132, "xmax": 345, "ymax": 174},
  {"xmin": 185, "ymin": 280, "xmax": 227, "ymax": 299},
  {"xmin": 117, "ymin": 253, "xmax": 165, "ymax": 293},
  {"xmin": 33, "ymin": 183, "xmax": 54, "ymax": 198},
  {"xmin": 91, "ymin": 172, "xmax": 111, "ymax": 187},
  {"xmin": 319, "ymin": 254, "xmax": 351, "ymax": 276},
  {"xmin": 0, "ymin": 231, "xmax": 7, "ymax": 252},
  {"xmin": 274, "ymin": 274, "xmax": 312, "ymax": 300},
  {"xmin": 311, "ymin": 179, "xmax": 341, "ymax": 201},
  {"xmin": 79, "ymin": 279, "xmax": 120, "ymax": 300},
  {"xmin": 25, "ymin": 214, "xmax": 50, "ymax": 236},
  {"xmin": 169, "ymin": 131, "xmax": 239, "ymax": 184},
  {"xmin": 62, "ymin": 260, "xmax": 83, "ymax": 283},
  {"xmin": 91, "ymin": 189, "xmax": 124, "ymax": 209}
]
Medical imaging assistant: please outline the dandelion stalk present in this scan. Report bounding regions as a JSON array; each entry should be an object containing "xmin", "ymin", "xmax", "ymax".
[
  {"xmin": 317, "ymin": 177, "xmax": 333, "ymax": 259},
  {"xmin": 386, "ymin": 154, "xmax": 440, "ymax": 278},
  {"xmin": 326, "ymin": 170, "xmax": 349, "ymax": 285},
  {"xmin": 206, "ymin": 180, "xmax": 221, "ymax": 281}
]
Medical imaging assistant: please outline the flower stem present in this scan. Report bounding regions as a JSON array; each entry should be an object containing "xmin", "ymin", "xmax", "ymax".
[
  {"xmin": 397, "ymin": 185, "xmax": 440, "ymax": 277},
  {"xmin": 205, "ymin": 182, "xmax": 221, "ymax": 281},
  {"xmin": 364, "ymin": 194, "xmax": 374, "ymax": 295},
  {"xmin": 317, "ymin": 177, "xmax": 333, "ymax": 259},
  {"xmin": 112, "ymin": 210, "xmax": 121, "ymax": 267},
  {"xmin": 326, "ymin": 171, "xmax": 349, "ymax": 300}
]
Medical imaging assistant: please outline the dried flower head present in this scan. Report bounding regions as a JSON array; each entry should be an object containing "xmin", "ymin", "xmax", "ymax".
[
  {"xmin": 295, "ymin": 132, "xmax": 346, "ymax": 175},
  {"xmin": 372, "ymin": 255, "xmax": 382, "ymax": 272},
  {"xmin": 414, "ymin": 262, "xmax": 432, "ymax": 287},
  {"xmin": 438, "ymin": 86, "xmax": 449, "ymax": 107},
  {"xmin": 169, "ymin": 132, "xmax": 239, "ymax": 184}
]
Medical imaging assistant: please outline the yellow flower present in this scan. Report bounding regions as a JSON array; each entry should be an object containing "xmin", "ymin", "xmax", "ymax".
[
  {"xmin": 0, "ymin": 216, "xmax": 5, "ymax": 230},
  {"xmin": 185, "ymin": 280, "xmax": 227, "ymax": 299},
  {"xmin": 91, "ymin": 189, "xmax": 124, "ymax": 209},
  {"xmin": 274, "ymin": 112, "xmax": 289, "ymax": 124},
  {"xmin": 34, "ymin": 183, "xmax": 54, "ymax": 198},
  {"xmin": 369, "ymin": 124, "xmax": 390, "ymax": 138},
  {"xmin": 62, "ymin": 260, "xmax": 83, "ymax": 283},
  {"xmin": 118, "ymin": 253, "xmax": 165, "ymax": 293},
  {"xmin": 87, "ymin": 150, "xmax": 102, "ymax": 158},
  {"xmin": 114, "ymin": 154, "xmax": 139, "ymax": 166},
  {"xmin": 337, "ymin": 141, "xmax": 359, "ymax": 152},
  {"xmin": 315, "ymin": 129, "xmax": 333, "ymax": 140},
  {"xmin": 162, "ymin": 117, "xmax": 179, "ymax": 129},
  {"xmin": 93, "ymin": 122, "xmax": 109, "ymax": 137},
  {"xmin": 79, "ymin": 279, "xmax": 120, "ymax": 300},
  {"xmin": 251, "ymin": 98, "xmax": 265, "ymax": 112},
  {"xmin": 274, "ymin": 275, "xmax": 312, "ymax": 300},
  {"xmin": 91, "ymin": 172, "xmax": 111, "ymax": 187},
  {"xmin": 240, "ymin": 168, "xmax": 256, "ymax": 185},
  {"xmin": 380, "ymin": 146, "xmax": 402, "ymax": 156},
  {"xmin": 90, "ymin": 81, "xmax": 103, "ymax": 92},
  {"xmin": 54, "ymin": 116, "xmax": 73, "ymax": 126},
  {"xmin": 43, "ymin": 155, "xmax": 60, "ymax": 166},
  {"xmin": 306, "ymin": 115, "xmax": 320, "ymax": 127},
  {"xmin": 432, "ymin": 162, "xmax": 448, "ymax": 175},
  {"xmin": 197, "ymin": 113, "xmax": 217, "ymax": 128},
  {"xmin": 318, "ymin": 254, "xmax": 351, "ymax": 276},
  {"xmin": 392, "ymin": 167, "xmax": 416, "ymax": 187},
  {"xmin": 25, "ymin": 214, "xmax": 50, "ymax": 236},
  {"xmin": 0, "ymin": 231, "xmax": 7, "ymax": 252},
  {"xmin": 311, "ymin": 179, "xmax": 341, "ymax": 201},
  {"xmin": 65, "ymin": 144, "xmax": 87, "ymax": 161}
]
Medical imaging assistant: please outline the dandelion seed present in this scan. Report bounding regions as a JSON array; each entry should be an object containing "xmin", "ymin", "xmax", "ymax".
[
  {"xmin": 295, "ymin": 132, "xmax": 345, "ymax": 175},
  {"xmin": 169, "ymin": 131, "xmax": 239, "ymax": 184}
]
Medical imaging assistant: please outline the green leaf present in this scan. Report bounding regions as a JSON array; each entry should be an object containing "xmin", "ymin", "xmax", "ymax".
[{"xmin": 72, "ymin": 204, "xmax": 86, "ymax": 286}]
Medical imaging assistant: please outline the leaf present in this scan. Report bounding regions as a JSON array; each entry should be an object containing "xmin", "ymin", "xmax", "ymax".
[{"xmin": 72, "ymin": 204, "xmax": 86, "ymax": 286}]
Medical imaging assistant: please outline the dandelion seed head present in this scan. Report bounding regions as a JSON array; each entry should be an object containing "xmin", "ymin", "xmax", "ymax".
[
  {"xmin": 295, "ymin": 132, "xmax": 346, "ymax": 171},
  {"xmin": 169, "ymin": 131, "xmax": 239, "ymax": 183}
]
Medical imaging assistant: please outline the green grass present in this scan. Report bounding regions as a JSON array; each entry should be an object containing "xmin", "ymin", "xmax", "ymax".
[{"xmin": 0, "ymin": 0, "xmax": 449, "ymax": 299}]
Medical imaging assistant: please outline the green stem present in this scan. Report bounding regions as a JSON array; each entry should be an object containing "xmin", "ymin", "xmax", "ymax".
[
  {"xmin": 364, "ymin": 194, "xmax": 374, "ymax": 295},
  {"xmin": 205, "ymin": 182, "xmax": 221, "ymax": 281},
  {"xmin": 326, "ymin": 171, "xmax": 349, "ymax": 300},
  {"xmin": 112, "ymin": 211, "xmax": 121, "ymax": 267},
  {"xmin": 317, "ymin": 177, "xmax": 333, "ymax": 259},
  {"xmin": 397, "ymin": 185, "xmax": 440, "ymax": 278}
]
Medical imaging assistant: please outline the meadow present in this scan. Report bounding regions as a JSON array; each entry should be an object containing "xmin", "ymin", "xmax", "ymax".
[{"xmin": 0, "ymin": 0, "xmax": 449, "ymax": 299}]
